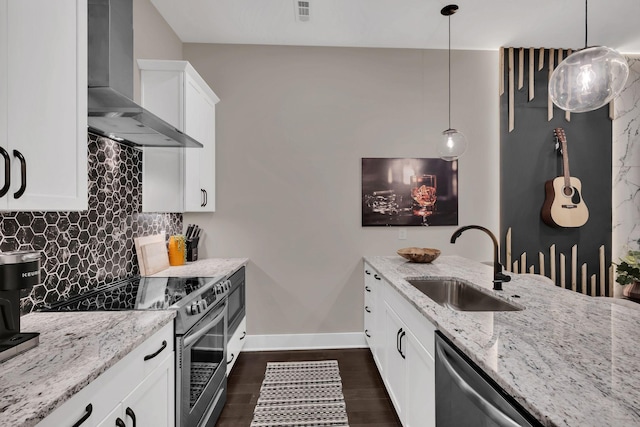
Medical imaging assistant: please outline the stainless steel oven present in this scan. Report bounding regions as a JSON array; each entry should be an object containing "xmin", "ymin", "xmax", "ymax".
[
  {"xmin": 176, "ymin": 298, "xmax": 227, "ymax": 427},
  {"xmin": 226, "ymin": 267, "xmax": 245, "ymax": 339}
]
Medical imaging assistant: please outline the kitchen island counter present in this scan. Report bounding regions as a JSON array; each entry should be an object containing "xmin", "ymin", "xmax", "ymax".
[
  {"xmin": 0, "ymin": 310, "xmax": 175, "ymax": 427},
  {"xmin": 364, "ymin": 255, "xmax": 640, "ymax": 427}
]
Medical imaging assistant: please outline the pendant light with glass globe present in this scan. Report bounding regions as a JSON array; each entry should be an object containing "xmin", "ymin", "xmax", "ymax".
[
  {"xmin": 437, "ymin": 4, "xmax": 467, "ymax": 162},
  {"xmin": 548, "ymin": 0, "xmax": 629, "ymax": 113}
]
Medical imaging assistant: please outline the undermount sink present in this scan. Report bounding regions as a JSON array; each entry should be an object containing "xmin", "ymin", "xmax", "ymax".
[{"xmin": 406, "ymin": 278, "xmax": 523, "ymax": 312}]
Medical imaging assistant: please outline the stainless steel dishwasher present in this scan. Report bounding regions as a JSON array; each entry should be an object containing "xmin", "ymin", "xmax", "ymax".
[{"xmin": 435, "ymin": 332, "xmax": 543, "ymax": 427}]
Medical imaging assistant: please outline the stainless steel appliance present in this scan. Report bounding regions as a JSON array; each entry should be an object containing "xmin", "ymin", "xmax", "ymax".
[
  {"xmin": 87, "ymin": 0, "xmax": 203, "ymax": 148},
  {"xmin": 226, "ymin": 267, "xmax": 245, "ymax": 339},
  {"xmin": 41, "ymin": 275, "xmax": 231, "ymax": 427},
  {"xmin": 0, "ymin": 251, "xmax": 42, "ymax": 362},
  {"xmin": 435, "ymin": 332, "xmax": 542, "ymax": 427}
]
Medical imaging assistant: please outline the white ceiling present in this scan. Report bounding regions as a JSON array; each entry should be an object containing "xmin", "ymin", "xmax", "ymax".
[{"xmin": 150, "ymin": 0, "xmax": 640, "ymax": 53}]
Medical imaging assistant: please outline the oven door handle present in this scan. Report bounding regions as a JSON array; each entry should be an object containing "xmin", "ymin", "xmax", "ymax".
[{"xmin": 183, "ymin": 302, "xmax": 226, "ymax": 348}]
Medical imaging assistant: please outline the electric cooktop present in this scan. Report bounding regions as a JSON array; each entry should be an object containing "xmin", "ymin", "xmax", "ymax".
[{"xmin": 40, "ymin": 276, "xmax": 225, "ymax": 312}]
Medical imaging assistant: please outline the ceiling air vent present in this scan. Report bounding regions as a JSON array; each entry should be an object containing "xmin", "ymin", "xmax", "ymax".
[{"xmin": 294, "ymin": 0, "xmax": 310, "ymax": 22}]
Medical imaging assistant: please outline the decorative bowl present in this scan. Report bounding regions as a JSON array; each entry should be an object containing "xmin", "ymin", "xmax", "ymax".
[{"xmin": 397, "ymin": 247, "xmax": 441, "ymax": 263}]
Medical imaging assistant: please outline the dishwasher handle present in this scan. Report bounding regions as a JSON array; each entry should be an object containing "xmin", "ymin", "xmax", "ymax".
[{"xmin": 436, "ymin": 341, "xmax": 523, "ymax": 427}]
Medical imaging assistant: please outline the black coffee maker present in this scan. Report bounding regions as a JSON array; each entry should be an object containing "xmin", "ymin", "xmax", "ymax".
[{"xmin": 0, "ymin": 250, "xmax": 42, "ymax": 363}]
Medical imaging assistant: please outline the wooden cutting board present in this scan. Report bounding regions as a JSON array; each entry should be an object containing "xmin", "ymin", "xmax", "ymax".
[
  {"xmin": 141, "ymin": 242, "xmax": 170, "ymax": 276},
  {"xmin": 134, "ymin": 234, "xmax": 166, "ymax": 276}
]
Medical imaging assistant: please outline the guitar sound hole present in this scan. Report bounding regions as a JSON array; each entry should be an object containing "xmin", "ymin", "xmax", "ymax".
[{"xmin": 563, "ymin": 186, "xmax": 574, "ymax": 197}]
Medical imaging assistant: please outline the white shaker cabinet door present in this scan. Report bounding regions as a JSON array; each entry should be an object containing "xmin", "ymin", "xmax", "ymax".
[
  {"xmin": 184, "ymin": 73, "xmax": 216, "ymax": 212},
  {"xmin": 1, "ymin": 0, "xmax": 87, "ymax": 211}
]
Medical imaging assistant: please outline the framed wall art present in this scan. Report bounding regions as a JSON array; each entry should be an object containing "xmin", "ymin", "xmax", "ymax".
[{"xmin": 362, "ymin": 158, "xmax": 458, "ymax": 227}]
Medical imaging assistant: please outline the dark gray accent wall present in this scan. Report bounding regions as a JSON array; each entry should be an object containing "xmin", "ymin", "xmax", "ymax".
[
  {"xmin": 0, "ymin": 133, "xmax": 182, "ymax": 314},
  {"xmin": 500, "ymin": 48, "xmax": 612, "ymax": 294}
]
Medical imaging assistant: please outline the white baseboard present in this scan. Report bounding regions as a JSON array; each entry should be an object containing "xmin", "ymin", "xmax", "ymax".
[{"xmin": 243, "ymin": 332, "xmax": 367, "ymax": 352}]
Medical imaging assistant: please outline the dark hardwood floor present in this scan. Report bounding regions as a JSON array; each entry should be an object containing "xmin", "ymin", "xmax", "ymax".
[{"xmin": 215, "ymin": 348, "xmax": 402, "ymax": 427}]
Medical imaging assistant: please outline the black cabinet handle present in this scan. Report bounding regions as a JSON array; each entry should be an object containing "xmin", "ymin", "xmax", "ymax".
[
  {"xmin": 12, "ymin": 150, "xmax": 26, "ymax": 199},
  {"xmin": 365, "ymin": 270, "xmax": 371, "ymax": 275},
  {"xmin": 143, "ymin": 340, "xmax": 167, "ymax": 361},
  {"xmin": 365, "ymin": 286, "xmax": 371, "ymax": 292},
  {"xmin": 0, "ymin": 147, "xmax": 9, "ymax": 198},
  {"xmin": 227, "ymin": 352, "xmax": 235, "ymax": 364},
  {"xmin": 71, "ymin": 404, "xmax": 93, "ymax": 427},
  {"xmin": 365, "ymin": 329, "xmax": 371, "ymax": 338},
  {"xmin": 201, "ymin": 189, "xmax": 205, "ymax": 207},
  {"xmin": 239, "ymin": 331, "xmax": 246, "ymax": 340},
  {"xmin": 399, "ymin": 331, "xmax": 406, "ymax": 359},
  {"xmin": 396, "ymin": 328, "xmax": 402, "ymax": 355},
  {"xmin": 374, "ymin": 274, "xmax": 381, "ymax": 281},
  {"xmin": 126, "ymin": 407, "xmax": 137, "ymax": 427},
  {"xmin": 115, "ymin": 418, "xmax": 126, "ymax": 427},
  {"xmin": 204, "ymin": 189, "xmax": 208, "ymax": 207},
  {"xmin": 365, "ymin": 306, "xmax": 371, "ymax": 313}
]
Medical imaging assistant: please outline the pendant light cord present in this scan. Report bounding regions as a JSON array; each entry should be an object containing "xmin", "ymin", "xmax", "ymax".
[
  {"xmin": 448, "ymin": 13, "xmax": 451, "ymax": 130},
  {"xmin": 584, "ymin": 0, "xmax": 588, "ymax": 48}
]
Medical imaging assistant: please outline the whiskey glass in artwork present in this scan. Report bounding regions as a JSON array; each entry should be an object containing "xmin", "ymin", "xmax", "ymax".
[{"xmin": 411, "ymin": 174, "xmax": 437, "ymax": 225}]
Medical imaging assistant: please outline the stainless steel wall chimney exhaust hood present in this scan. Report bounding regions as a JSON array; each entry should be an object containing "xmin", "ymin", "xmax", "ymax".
[{"xmin": 88, "ymin": 0, "xmax": 202, "ymax": 148}]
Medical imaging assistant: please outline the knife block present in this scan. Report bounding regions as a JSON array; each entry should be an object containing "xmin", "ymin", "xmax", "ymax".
[{"xmin": 186, "ymin": 238, "xmax": 199, "ymax": 262}]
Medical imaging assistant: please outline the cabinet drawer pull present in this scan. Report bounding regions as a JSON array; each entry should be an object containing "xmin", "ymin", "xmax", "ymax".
[
  {"xmin": 143, "ymin": 340, "xmax": 167, "ymax": 361},
  {"xmin": 399, "ymin": 330, "xmax": 406, "ymax": 359},
  {"xmin": 396, "ymin": 328, "xmax": 403, "ymax": 356},
  {"xmin": 13, "ymin": 150, "xmax": 26, "ymax": 199},
  {"xmin": 0, "ymin": 147, "xmax": 9, "ymax": 198},
  {"xmin": 365, "ymin": 306, "xmax": 371, "ymax": 313},
  {"xmin": 71, "ymin": 404, "xmax": 93, "ymax": 427},
  {"xmin": 374, "ymin": 274, "xmax": 381, "ymax": 281},
  {"xmin": 201, "ymin": 189, "xmax": 205, "ymax": 207},
  {"xmin": 365, "ymin": 270, "xmax": 371, "ymax": 275},
  {"xmin": 115, "ymin": 418, "xmax": 126, "ymax": 427},
  {"xmin": 227, "ymin": 352, "xmax": 235, "ymax": 364},
  {"xmin": 239, "ymin": 331, "xmax": 246, "ymax": 340},
  {"xmin": 365, "ymin": 329, "xmax": 371, "ymax": 338},
  {"xmin": 126, "ymin": 407, "xmax": 137, "ymax": 427},
  {"xmin": 203, "ymin": 189, "xmax": 208, "ymax": 207},
  {"xmin": 365, "ymin": 286, "xmax": 371, "ymax": 292}
]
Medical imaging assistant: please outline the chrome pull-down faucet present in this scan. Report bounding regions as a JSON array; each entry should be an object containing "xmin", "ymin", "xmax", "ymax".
[{"xmin": 450, "ymin": 225, "xmax": 511, "ymax": 291}]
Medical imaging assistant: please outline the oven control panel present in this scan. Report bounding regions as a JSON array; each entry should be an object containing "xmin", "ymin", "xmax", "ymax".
[
  {"xmin": 185, "ymin": 285, "xmax": 223, "ymax": 316},
  {"xmin": 214, "ymin": 279, "xmax": 231, "ymax": 296}
]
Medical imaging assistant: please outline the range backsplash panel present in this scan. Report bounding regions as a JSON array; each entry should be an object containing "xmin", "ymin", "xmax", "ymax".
[{"xmin": 0, "ymin": 134, "xmax": 182, "ymax": 314}]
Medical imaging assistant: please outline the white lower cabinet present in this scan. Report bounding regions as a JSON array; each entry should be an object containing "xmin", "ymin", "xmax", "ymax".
[
  {"xmin": 364, "ymin": 262, "xmax": 436, "ymax": 427},
  {"xmin": 97, "ymin": 354, "xmax": 174, "ymax": 427},
  {"xmin": 227, "ymin": 316, "xmax": 247, "ymax": 374},
  {"xmin": 364, "ymin": 265, "xmax": 386, "ymax": 376},
  {"xmin": 37, "ymin": 323, "xmax": 174, "ymax": 427}
]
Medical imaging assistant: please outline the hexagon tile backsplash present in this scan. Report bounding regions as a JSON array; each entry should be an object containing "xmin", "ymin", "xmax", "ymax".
[{"xmin": 1, "ymin": 134, "xmax": 182, "ymax": 314}]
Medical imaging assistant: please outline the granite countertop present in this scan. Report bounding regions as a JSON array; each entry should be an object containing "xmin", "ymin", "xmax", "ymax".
[
  {"xmin": 364, "ymin": 255, "xmax": 640, "ymax": 427},
  {"xmin": 0, "ymin": 311, "xmax": 176, "ymax": 427},
  {"xmin": 148, "ymin": 257, "xmax": 248, "ymax": 278}
]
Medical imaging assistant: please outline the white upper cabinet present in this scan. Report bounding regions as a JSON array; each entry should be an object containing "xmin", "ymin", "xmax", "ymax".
[
  {"xmin": 0, "ymin": 0, "xmax": 88, "ymax": 211},
  {"xmin": 139, "ymin": 60, "xmax": 219, "ymax": 213}
]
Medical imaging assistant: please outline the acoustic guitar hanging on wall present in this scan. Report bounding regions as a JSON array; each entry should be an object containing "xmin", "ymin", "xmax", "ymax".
[{"xmin": 541, "ymin": 128, "xmax": 589, "ymax": 228}]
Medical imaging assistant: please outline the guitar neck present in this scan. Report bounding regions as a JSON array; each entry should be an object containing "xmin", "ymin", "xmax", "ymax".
[{"xmin": 560, "ymin": 137, "xmax": 571, "ymax": 189}]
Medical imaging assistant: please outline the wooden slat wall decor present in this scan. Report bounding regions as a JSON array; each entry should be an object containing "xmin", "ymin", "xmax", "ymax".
[
  {"xmin": 499, "ymin": 47, "xmax": 505, "ymax": 96},
  {"xmin": 503, "ymin": 228, "xmax": 613, "ymax": 297},
  {"xmin": 548, "ymin": 48, "xmax": 555, "ymax": 122},
  {"xmin": 499, "ymin": 47, "xmax": 614, "ymax": 298},
  {"xmin": 529, "ymin": 48, "xmax": 535, "ymax": 101},
  {"xmin": 518, "ymin": 48, "xmax": 524, "ymax": 90},
  {"xmin": 508, "ymin": 48, "xmax": 515, "ymax": 132}
]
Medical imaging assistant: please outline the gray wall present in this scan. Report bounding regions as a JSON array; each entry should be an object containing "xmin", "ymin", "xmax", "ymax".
[
  {"xmin": 183, "ymin": 44, "xmax": 500, "ymax": 335},
  {"xmin": 133, "ymin": 0, "xmax": 183, "ymax": 103}
]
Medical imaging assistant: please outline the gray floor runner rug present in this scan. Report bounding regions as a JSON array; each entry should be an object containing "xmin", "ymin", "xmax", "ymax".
[{"xmin": 250, "ymin": 360, "xmax": 350, "ymax": 427}]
